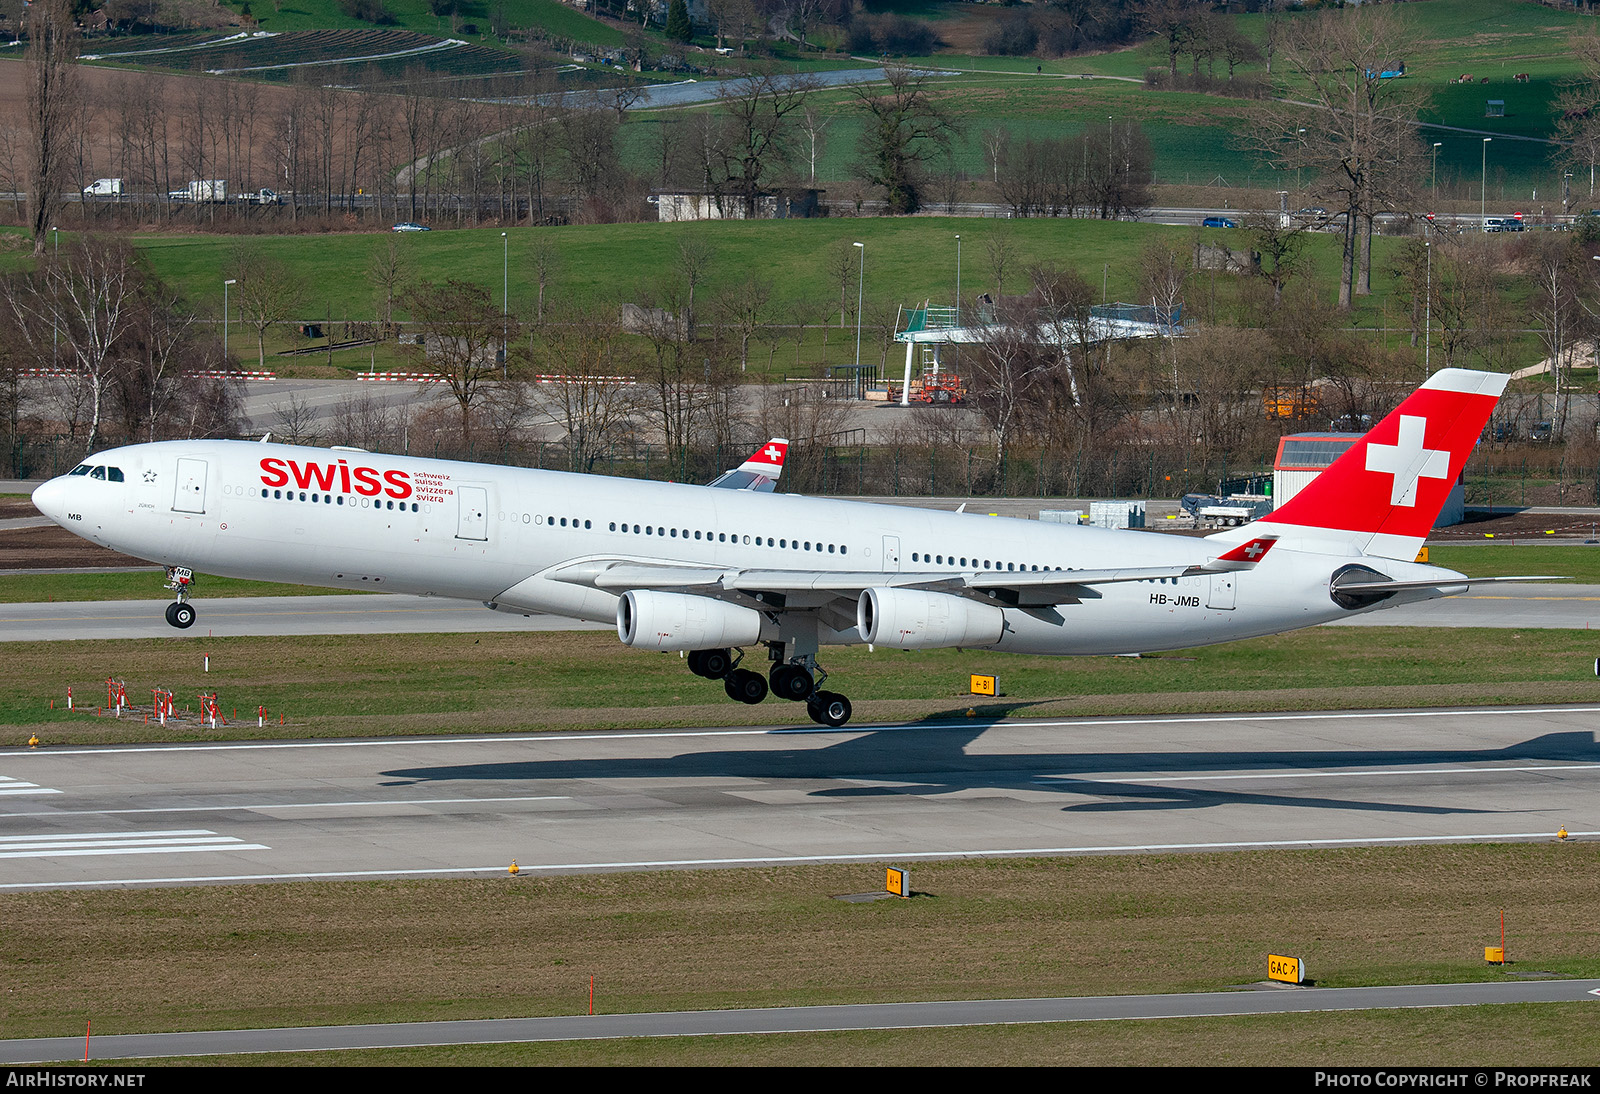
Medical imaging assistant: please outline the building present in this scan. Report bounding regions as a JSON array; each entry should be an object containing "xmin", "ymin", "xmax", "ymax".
[{"xmin": 654, "ymin": 188, "xmax": 824, "ymax": 222}]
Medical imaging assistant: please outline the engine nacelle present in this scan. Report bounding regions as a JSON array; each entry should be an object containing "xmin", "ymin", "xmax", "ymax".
[
  {"xmin": 616, "ymin": 590, "xmax": 771, "ymax": 651},
  {"xmin": 856, "ymin": 587, "xmax": 1005, "ymax": 650}
]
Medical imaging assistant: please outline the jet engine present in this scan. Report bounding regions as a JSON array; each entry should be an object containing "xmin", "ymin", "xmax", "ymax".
[
  {"xmin": 616, "ymin": 590, "xmax": 772, "ymax": 651},
  {"xmin": 856, "ymin": 587, "xmax": 1005, "ymax": 650}
]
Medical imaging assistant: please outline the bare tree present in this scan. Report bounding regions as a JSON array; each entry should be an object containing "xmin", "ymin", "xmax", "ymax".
[
  {"xmin": 1243, "ymin": 210, "xmax": 1310, "ymax": 307},
  {"xmin": 713, "ymin": 276, "xmax": 774, "ymax": 371},
  {"xmin": 713, "ymin": 72, "xmax": 818, "ymax": 215},
  {"xmin": 230, "ymin": 247, "xmax": 306, "ymax": 369},
  {"xmin": 24, "ymin": 0, "xmax": 80, "ymax": 257},
  {"xmin": 2, "ymin": 237, "xmax": 145, "ymax": 452},
  {"xmin": 1245, "ymin": 7, "xmax": 1424, "ymax": 308},
  {"xmin": 533, "ymin": 303, "xmax": 641, "ymax": 472},
  {"xmin": 849, "ymin": 65, "xmax": 959, "ymax": 215},
  {"xmin": 402, "ymin": 279, "xmax": 519, "ymax": 454},
  {"xmin": 368, "ymin": 236, "xmax": 414, "ymax": 335}
]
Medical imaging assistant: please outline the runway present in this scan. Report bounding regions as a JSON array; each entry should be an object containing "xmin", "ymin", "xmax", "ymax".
[
  {"xmin": 2, "ymin": 581, "xmax": 1597, "ymax": 642},
  {"xmin": 3, "ymin": 979, "xmax": 1598, "ymax": 1062},
  {"xmin": 0, "ymin": 594, "xmax": 612, "ymax": 641},
  {"xmin": 2, "ymin": 705, "xmax": 1597, "ymax": 892}
]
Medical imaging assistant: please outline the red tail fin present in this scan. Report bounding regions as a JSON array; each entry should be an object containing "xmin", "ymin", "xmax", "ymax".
[{"xmin": 1252, "ymin": 369, "xmax": 1506, "ymax": 560}]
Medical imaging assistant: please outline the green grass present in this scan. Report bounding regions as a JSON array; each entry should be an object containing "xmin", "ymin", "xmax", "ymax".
[
  {"xmin": 1431, "ymin": 544, "xmax": 1600, "ymax": 581},
  {"xmin": 3, "ymin": 624, "xmax": 1597, "ymax": 743},
  {"xmin": 215, "ymin": 0, "xmax": 627, "ymax": 45},
  {"xmin": 4, "ymin": 845, "xmax": 1599, "ymax": 1062},
  {"xmin": 0, "ymin": 572, "xmax": 364, "ymax": 604}
]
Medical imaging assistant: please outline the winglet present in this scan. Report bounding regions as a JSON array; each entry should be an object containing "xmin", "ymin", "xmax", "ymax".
[
  {"xmin": 1204, "ymin": 534, "xmax": 1278, "ymax": 572},
  {"xmin": 707, "ymin": 438, "xmax": 789, "ymax": 492}
]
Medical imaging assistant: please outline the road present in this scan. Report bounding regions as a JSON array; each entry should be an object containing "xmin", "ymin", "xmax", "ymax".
[{"xmin": 2, "ymin": 704, "xmax": 1597, "ymax": 892}]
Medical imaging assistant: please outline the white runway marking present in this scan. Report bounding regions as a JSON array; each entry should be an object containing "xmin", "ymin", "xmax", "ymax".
[
  {"xmin": 4, "ymin": 705, "xmax": 1599, "ymax": 759},
  {"xmin": 0, "ymin": 775, "xmax": 61, "ymax": 796},
  {"xmin": 1, "ymin": 830, "xmax": 1595, "ymax": 891},
  {"xmin": 0, "ymin": 829, "xmax": 268, "ymax": 860},
  {"xmin": 0, "ymin": 795, "xmax": 571, "ymax": 819},
  {"xmin": 1035, "ymin": 762, "xmax": 1600, "ymax": 785}
]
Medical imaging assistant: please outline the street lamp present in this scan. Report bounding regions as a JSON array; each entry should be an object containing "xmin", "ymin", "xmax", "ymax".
[
  {"xmin": 852, "ymin": 241, "xmax": 864, "ymax": 381},
  {"xmin": 1423, "ymin": 231, "xmax": 1431, "ymax": 375},
  {"xmin": 51, "ymin": 227, "xmax": 58, "ymax": 368},
  {"xmin": 1482, "ymin": 138, "xmax": 1492, "ymax": 228},
  {"xmin": 954, "ymin": 234, "xmax": 961, "ymax": 326},
  {"xmin": 501, "ymin": 231, "xmax": 508, "ymax": 380},
  {"xmin": 223, "ymin": 279, "xmax": 237, "ymax": 358},
  {"xmin": 1431, "ymin": 142, "xmax": 1442, "ymax": 192}
]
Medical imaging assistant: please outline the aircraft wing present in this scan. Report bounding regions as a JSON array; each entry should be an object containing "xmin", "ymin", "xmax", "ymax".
[{"xmin": 548, "ymin": 560, "xmax": 1213, "ymax": 609}]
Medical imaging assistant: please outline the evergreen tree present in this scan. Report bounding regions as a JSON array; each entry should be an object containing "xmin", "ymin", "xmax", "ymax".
[{"xmin": 666, "ymin": 0, "xmax": 693, "ymax": 44}]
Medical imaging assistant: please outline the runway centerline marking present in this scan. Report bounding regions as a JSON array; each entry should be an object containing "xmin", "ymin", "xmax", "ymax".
[
  {"xmin": 1034, "ymin": 762, "xmax": 1600, "ymax": 785},
  {"xmin": 0, "ymin": 794, "xmax": 571, "ymax": 818}
]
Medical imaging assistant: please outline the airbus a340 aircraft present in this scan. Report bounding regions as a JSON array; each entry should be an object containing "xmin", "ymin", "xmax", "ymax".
[{"xmin": 31, "ymin": 368, "xmax": 1538, "ymax": 727}]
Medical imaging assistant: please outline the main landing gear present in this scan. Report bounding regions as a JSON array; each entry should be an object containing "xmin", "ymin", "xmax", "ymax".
[
  {"xmin": 163, "ymin": 566, "xmax": 197, "ymax": 629},
  {"xmin": 686, "ymin": 644, "xmax": 853, "ymax": 727}
]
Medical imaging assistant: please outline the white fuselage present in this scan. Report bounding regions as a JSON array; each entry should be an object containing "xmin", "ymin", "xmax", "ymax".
[{"xmin": 33, "ymin": 439, "xmax": 1456, "ymax": 656}]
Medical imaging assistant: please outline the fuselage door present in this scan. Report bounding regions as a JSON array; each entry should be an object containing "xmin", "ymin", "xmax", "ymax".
[
  {"xmin": 1207, "ymin": 573, "xmax": 1237, "ymax": 610},
  {"xmin": 172, "ymin": 458, "xmax": 207, "ymax": 514},
  {"xmin": 457, "ymin": 485, "xmax": 489, "ymax": 541},
  {"xmin": 882, "ymin": 535, "xmax": 900, "ymax": 572}
]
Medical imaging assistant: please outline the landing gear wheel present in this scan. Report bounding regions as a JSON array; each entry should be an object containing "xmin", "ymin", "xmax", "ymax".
[
  {"xmin": 700, "ymin": 648, "xmax": 731, "ymax": 679},
  {"xmin": 807, "ymin": 691, "xmax": 852, "ymax": 727},
  {"xmin": 769, "ymin": 663, "xmax": 814, "ymax": 702},
  {"xmin": 166, "ymin": 602, "xmax": 196, "ymax": 629},
  {"xmin": 724, "ymin": 668, "xmax": 768, "ymax": 705}
]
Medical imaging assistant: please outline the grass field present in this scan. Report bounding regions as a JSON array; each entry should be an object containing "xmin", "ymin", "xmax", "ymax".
[
  {"xmin": 4, "ymin": 622, "xmax": 1598, "ymax": 743},
  {"xmin": 4, "ymin": 845, "xmax": 1598, "ymax": 1064}
]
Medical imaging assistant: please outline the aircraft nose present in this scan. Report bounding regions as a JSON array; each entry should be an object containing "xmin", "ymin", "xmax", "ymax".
[{"xmin": 31, "ymin": 477, "xmax": 67, "ymax": 524}]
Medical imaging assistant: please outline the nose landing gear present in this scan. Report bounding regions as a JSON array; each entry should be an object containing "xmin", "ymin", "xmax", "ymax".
[{"xmin": 163, "ymin": 567, "xmax": 197, "ymax": 629}]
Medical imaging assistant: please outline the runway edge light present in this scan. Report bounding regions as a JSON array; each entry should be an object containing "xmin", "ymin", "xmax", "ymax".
[{"xmin": 1267, "ymin": 954, "xmax": 1306, "ymax": 984}]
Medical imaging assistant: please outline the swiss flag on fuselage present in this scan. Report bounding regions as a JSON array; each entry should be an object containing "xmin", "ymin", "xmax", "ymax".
[{"xmin": 1265, "ymin": 369, "xmax": 1506, "ymax": 542}]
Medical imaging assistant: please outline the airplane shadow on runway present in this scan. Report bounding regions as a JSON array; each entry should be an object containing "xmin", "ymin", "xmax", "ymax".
[{"xmin": 379, "ymin": 716, "xmax": 1600, "ymax": 818}]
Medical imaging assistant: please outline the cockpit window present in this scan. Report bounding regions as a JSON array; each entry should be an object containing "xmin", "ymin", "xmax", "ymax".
[
  {"xmin": 106, "ymin": 467, "xmax": 124, "ymax": 482},
  {"xmin": 90, "ymin": 467, "xmax": 106, "ymax": 480},
  {"xmin": 68, "ymin": 465, "xmax": 92, "ymax": 476}
]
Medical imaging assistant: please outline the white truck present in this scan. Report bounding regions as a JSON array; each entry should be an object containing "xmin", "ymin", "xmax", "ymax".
[
  {"xmin": 82, "ymin": 178, "xmax": 122, "ymax": 196},
  {"xmin": 238, "ymin": 188, "xmax": 280, "ymax": 205},
  {"xmin": 187, "ymin": 179, "xmax": 227, "ymax": 203}
]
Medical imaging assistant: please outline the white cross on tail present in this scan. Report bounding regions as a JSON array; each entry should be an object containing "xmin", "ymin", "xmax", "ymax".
[{"xmin": 1364, "ymin": 414, "xmax": 1450, "ymax": 506}]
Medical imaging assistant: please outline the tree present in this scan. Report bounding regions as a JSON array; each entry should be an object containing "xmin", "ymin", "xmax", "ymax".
[
  {"xmin": 1243, "ymin": 211, "xmax": 1310, "ymax": 308},
  {"xmin": 713, "ymin": 73, "xmax": 818, "ymax": 216},
  {"xmin": 533, "ymin": 303, "xmax": 641, "ymax": 472},
  {"xmin": 402, "ymin": 279, "xmax": 519, "ymax": 455},
  {"xmin": 0, "ymin": 237, "xmax": 140, "ymax": 452},
  {"xmin": 230, "ymin": 248, "xmax": 305, "ymax": 370},
  {"xmin": 368, "ymin": 236, "xmax": 413, "ymax": 336},
  {"xmin": 666, "ymin": 0, "xmax": 693, "ymax": 43},
  {"xmin": 1245, "ymin": 7, "xmax": 1424, "ymax": 308},
  {"xmin": 24, "ymin": 0, "xmax": 81, "ymax": 258},
  {"xmin": 849, "ymin": 65, "xmax": 958, "ymax": 215}
]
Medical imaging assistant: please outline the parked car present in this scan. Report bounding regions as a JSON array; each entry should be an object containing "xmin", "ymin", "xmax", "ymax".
[
  {"xmin": 392, "ymin": 222, "xmax": 431, "ymax": 232},
  {"xmin": 1530, "ymin": 420, "xmax": 1553, "ymax": 441},
  {"xmin": 1201, "ymin": 216, "xmax": 1237, "ymax": 228}
]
